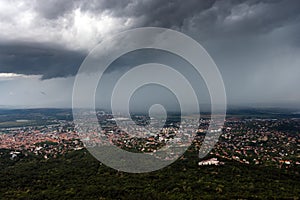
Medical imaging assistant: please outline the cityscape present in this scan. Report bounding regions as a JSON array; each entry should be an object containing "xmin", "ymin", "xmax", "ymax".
[{"xmin": 1, "ymin": 110, "xmax": 299, "ymax": 170}]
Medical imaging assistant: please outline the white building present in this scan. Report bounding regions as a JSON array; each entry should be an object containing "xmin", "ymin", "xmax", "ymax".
[{"xmin": 198, "ymin": 158, "xmax": 223, "ymax": 166}]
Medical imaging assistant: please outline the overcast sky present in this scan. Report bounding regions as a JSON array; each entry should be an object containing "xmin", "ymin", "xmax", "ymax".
[{"xmin": 0, "ymin": 0, "xmax": 300, "ymax": 109}]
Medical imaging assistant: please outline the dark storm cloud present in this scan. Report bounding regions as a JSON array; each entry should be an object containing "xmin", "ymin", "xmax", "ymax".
[
  {"xmin": 0, "ymin": 0, "xmax": 300, "ymax": 108},
  {"xmin": 1, "ymin": 0, "xmax": 300, "ymax": 80},
  {"xmin": 0, "ymin": 41, "xmax": 85, "ymax": 79},
  {"xmin": 44, "ymin": 0, "xmax": 300, "ymax": 38},
  {"xmin": 98, "ymin": 0, "xmax": 217, "ymax": 28},
  {"xmin": 33, "ymin": 0, "xmax": 217, "ymax": 25}
]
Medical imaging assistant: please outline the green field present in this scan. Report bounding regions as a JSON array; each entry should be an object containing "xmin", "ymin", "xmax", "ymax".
[{"xmin": 0, "ymin": 120, "xmax": 37, "ymax": 128}]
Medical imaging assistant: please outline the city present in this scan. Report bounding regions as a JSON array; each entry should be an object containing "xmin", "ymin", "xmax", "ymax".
[{"xmin": 1, "ymin": 111, "xmax": 299, "ymax": 170}]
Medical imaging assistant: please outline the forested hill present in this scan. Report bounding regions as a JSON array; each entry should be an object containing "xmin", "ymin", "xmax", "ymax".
[{"xmin": 0, "ymin": 148, "xmax": 299, "ymax": 199}]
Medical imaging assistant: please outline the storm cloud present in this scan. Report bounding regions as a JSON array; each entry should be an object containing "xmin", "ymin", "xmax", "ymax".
[
  {"xmin": 0, "ymin": 0, "xmax": 300, "ymax": 107},
  {"xmin": 0, "ymin": 41, "xmax": 86, "ymax": 79}
]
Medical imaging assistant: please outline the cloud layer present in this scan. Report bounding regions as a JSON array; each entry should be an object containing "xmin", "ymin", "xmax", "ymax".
[
  {"xmin": 1, "ymin": 0, "xmax": 300, "ymax": 78},
  {"xmin": 0, "ymin": 0, "xmax": 300, "ymax": 107}
]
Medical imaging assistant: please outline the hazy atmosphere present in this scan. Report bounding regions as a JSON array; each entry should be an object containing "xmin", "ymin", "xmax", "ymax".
[{"xmin": 1, "ymin": 0, "xmax": 300, "ymax": 108}]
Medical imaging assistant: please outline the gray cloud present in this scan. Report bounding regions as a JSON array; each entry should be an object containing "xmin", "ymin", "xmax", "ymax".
[
  {"xmin": 43, "ymin": 0, "xmax": 300, "ymax": 38},
  {"xmin": 0, "ymin": 0, "xmax": 299, "ymax": 79},
  {"xmin": 0, "ymin": 0, "xmax": 300, "ymax": 107},
  {"xmin": 33, "ymin": 0, "xmax": 78, "ymax": 19},
  {"xmin": 0, "ymin": 41, "xmax": 85, "ymax": 79}
]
